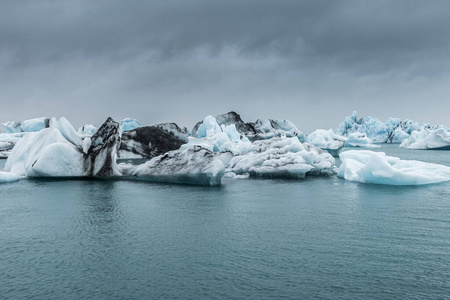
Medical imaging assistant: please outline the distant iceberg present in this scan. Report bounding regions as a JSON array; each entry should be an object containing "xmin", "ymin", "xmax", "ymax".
[
  {"xmin": 120, "ymin": 118, "xmax": 142, "ymax": 132},
  {"xmin": 192, "ymin": 111, "xmax": 305, "ymax": 142},
  {"xmin": 335, "ymin": 111, "xmax": 435, "ymax": 143},
  {"xmin": 338, "ymin": 150, "xmax": 450, "ymax": 185},
  {"xmin": 2, "ymin": 117, "xmax": 53, "ymax": 133},
  {"xmin": 399, "ymin": 128, "xmax": 450, "ymax": 150}
]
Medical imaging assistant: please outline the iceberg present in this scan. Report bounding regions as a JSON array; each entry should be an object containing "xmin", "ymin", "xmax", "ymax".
[
  {"xmin": 120, "ymin": 118, "xmax": 142, "ymax": 132},
  {"xmin": 399, "ymin": 128, "xmax": 450, "ymax": 150},
  {"xmin": 336, "ymin": 111, "xmax": 435, "ymax": 143},
  {"xmin": 83, "ymin": 117, "xmax": 122, "ymax": 176},
  {"xmin": 124, "ymin": 146, "xmax": 233, "ymax": 186},
  {"xmin": 306, "ymin": 129, "xmax": 346, "ymax": 156},
  {"xmin": 226, "ymin": 137, "xmax": 335, "ymax": 179},
  {"xmin": 5, "ymin": 117, "xmax": 121, "ymax": 177},
  {"xmin": 192, "ymin": 111, "xmax": 305, "ymax": 142},
  {"xmin": 5, "ymin": 117, "xmax": 85, "ymax": 177},
  {"xmin": 118, "ymin": 123, "xmax": 188, "ymax": 159},
  {"xmin": 338, "ymin": 150, "xmax": 450, "ymax": 185},
  {"xmin": 2, "ymin": 117, "xmax": 53, "ymax": 133}
]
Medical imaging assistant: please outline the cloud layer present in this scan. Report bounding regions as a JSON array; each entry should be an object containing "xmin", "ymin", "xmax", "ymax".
[{"xmin": 1, "ymin": 0, "xmax": 450, "ymax": 131}]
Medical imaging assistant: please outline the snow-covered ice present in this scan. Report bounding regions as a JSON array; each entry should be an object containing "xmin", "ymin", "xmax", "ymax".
[
  {"xmin": 227, "ymin": 136, "xmax": 335, "ymax": 179},
  {"xmin": 338, "ymin": 150, "xmax": 450, "ymax": 185},
  {"xmin": 400, "ymin": 128, "xmax": 450, "ymax": 150},
  {"xmin": 77, "ymin": 124, "xmax": 97, "ymax": 137},
  {"xmin": 5, "ymin": 117, "xmax": 85, "ymax": 177}
]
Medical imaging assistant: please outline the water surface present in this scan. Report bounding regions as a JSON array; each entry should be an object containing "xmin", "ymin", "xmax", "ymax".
[{"xmin": 1, "ymin": 145, "xmax": 450, "ymax": 299}]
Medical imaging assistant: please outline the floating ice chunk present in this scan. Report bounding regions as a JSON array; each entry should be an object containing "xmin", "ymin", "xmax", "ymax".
[
  {"xmin": 223, "ymin": 172, "xmax": 250, "ymax": 179},
  {"xmin": 227, "ymin": 137, "xmax": 335, "ymax": 179},
  {"xmin": 128, "ymin": 146, "xmax": 233, "ymax": 185},
  {"xmin": 400, "ymin": 128, "xmax": 450, "ymax": 150},
  {"xmin": 0, "ymin": 171, "xmax": 20, "ymax": 183},
  {"xmin": 120, "ymin": 118, "xmax": 142, "ymax": 132},
  {"xmin": 338, "ymin": 150, "xmax": 450, "ymax": 185},
  {"xmin": 346, "ymin": 132, "xmax": 380, "ymax": 148}
]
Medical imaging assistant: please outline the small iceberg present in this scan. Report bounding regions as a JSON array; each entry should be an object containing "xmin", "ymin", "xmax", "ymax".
[
  {"xmin": 399, "ymin": 128, "xmax": 450, "ymax": 150},
  {"xmin": 338, "ymin": 150, "xmax": 450, "ymax": 185}
]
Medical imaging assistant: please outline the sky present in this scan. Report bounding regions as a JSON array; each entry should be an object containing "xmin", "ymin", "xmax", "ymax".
[{"xmin": 1, "ymin": 0, "xmax": 450, "ymax": 133}]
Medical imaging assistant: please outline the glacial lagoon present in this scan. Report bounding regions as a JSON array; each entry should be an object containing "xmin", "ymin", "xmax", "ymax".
[{"xmin": 1, "ymin": 144, "xmax": 450, "ymax": 299}]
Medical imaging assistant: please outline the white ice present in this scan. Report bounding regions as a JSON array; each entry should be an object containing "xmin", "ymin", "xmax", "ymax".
[
  {"xmin": 338, "ymin": 150, "xmax": 450, "ymax": 185},
  {"xmin": 335, "ymin": 111, "xmax": 434, "ymax": 143},
  {"xmin": 184, "ymin": 116, "xmax": 252, "ymax": 155},
  {"xmin": 0, "ymin": 171, "xmax": 20, "ymax": 183},
  {"xmin": 2, "ymin": 117, "xmax": 53, "ymax": 133},
  {"xmin": 5, "ymin": 117, "xmax": 84, "ymax": 177},
  {"xmin": 227, "ymin": 136, "xmax": 335, "ymax": 178},
  {"xmin": 400, "ymin": 128, "xmax": 450, "ymax": 150},
  {"xmin": 307, "ymin": 129, "xmax": 346, "ymax": 150}
]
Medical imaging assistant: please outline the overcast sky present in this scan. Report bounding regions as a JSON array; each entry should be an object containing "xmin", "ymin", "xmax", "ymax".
[{"xmin": 1, "ymin": 0, "xmax": 450, "ymax": 132}]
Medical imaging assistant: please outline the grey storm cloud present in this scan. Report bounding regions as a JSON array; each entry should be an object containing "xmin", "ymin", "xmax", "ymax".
[{"xmin": 1, "ymin": 0, "xmax": 450, "ymax": 132}]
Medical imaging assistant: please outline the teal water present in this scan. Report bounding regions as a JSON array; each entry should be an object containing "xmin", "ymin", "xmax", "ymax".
[{"xmin": 1, "ymin": 145, "xmax": 450, "ymax": 299}]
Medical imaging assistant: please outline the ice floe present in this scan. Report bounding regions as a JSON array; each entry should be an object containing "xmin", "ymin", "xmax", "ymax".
[{"xmin": 338, "ymin": 150, "xmax": 450, "ymax": 185}]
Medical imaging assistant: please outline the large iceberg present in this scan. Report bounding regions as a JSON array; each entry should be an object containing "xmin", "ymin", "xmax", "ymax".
[
  {"xmin": 3, "ymin": 117, "xmax": 53, "ymax": 133},
  {"xmin": 227, "ymin": 137, "xmax": 335, "ymax": 179},
  {"xmin": 123, "ymin": 146, "xmax": 233, "ymax": 186},
  {"xmin": 5, "ymin": 117, "xmax": 121, "ymax": 177},
  {"xmin": 338, "ymin": 150, "xmax": 450, "ymax": 185},
  {"xmin": 399, "ymin": 128, "xmax": 450, "ymax": 150},
  {"xmin": 336, "ymin": 111, "xmax": 435, "ymax": 143},
  {"xmin": 118, "ymin": 123, "xmax": 188, "ymax": 159},
  {"xmin": 5, "ymin": 117, "xmax": 85, "ymax": 177},
  {"xmin": 120, "ymin": 118, "xmax": 142, "ymax": 132},
  {"xmin": 192, "ymin": 111, "xmax": 305, "ymax": 142}
]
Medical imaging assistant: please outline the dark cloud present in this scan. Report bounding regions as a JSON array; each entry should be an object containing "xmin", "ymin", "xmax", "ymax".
[{"xmin": 1, "ymin": 0, "xmax": 450, "ymax": 132}]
